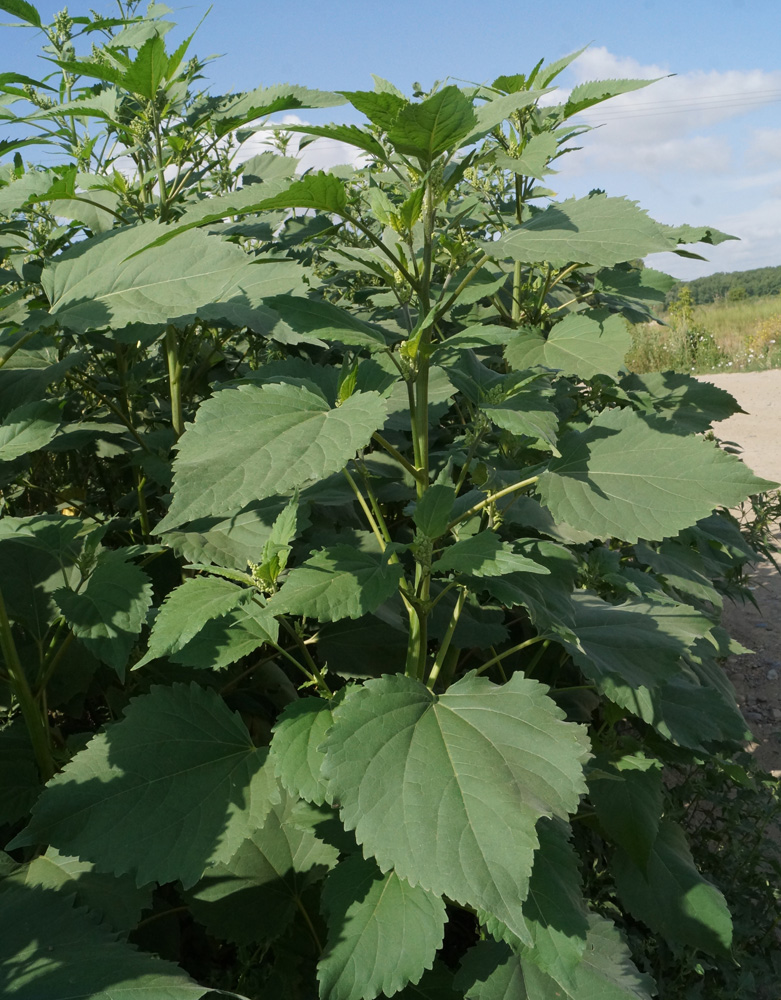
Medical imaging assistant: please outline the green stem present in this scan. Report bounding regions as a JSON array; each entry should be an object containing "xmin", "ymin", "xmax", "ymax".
[
  {"xmin": 165, "ymin": 326, "xmax": 184, "ymax": 439},
  {"xmin": 278, "ymin": 619, "xmax": 331, "ymax": 697},
  {"xmin": 427, "ymin": 586, "xmax": 466, "ymax": 689},
  {"xmin": 371, "ymin": 432, "xmax": 424, "ymax": 483},
  {"xmin": 434, "ymin": 253, "xmax": 491, "ymax": 323},
  {"xmin": 0, "ymin": 589, "xmax": 55, "ymax": 780},
  {"xmin": 343, "ymin": 468, "xmax": 386, "ymax": 552},
  {"xmin": 150, "ymin": 99, "xmax": 170, "ymax": 220},
  {"xmin": 0, "ymin": 328, "xmax": 41, "ymax": 371},
  {"xmin": 474, "ymin": 635, "xmax": 546, "ymax": 677},
  {"xmin": 445, "ymin": 476, "xmax": 539, "ymax": 533}
]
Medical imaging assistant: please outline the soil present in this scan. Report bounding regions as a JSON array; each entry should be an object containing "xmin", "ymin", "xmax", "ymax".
[{"xmin": 695, "ymin": 370, "xmax": 781, "ymax": 778}]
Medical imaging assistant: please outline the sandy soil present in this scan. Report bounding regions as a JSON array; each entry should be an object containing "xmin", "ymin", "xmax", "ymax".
[{"xmin": 695, "ymin": 370, "xmax": 781, "ymax": 777}]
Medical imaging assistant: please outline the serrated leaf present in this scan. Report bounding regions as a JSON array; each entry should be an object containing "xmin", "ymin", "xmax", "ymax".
[
  {"xmin": 159, "ymin": 384, "xmax": 387, "ymax": 529},
  {"xmin": 318, "ymin": 854, "xmax": 447, "ymax": 1000},
  {"xmin": 486, "ymin": 195, "xmax": 680, "ymax": 267},
  {"xmin": 272, "ymin": 697, "xmax": 336, "ymax": 805},
  {"xmin": 413, "ymin": 484, "xmax": 456, "ymax": 538},
  {"xmin": 266, "ymin": 294, "xmax": 389, "ymax": 350},
  {"xmin": 620, "ymin": 371, "xmax": 742, "ymax": 435},
  {"xmin": 43, "ymin": 224, "xmax": 276, "ymax": 333},
  {"xmin": 613, "ymin": 819, "xmax": 733, "ymax": 957},
  {"xmin": 276, "ymin": 545, "xmax": 404, "ymax": 622},
  {"xmin": 285, "ymin": 122, "xmax": 385, "ymax": 158},
  {"xmin": 635, "ymin": 539, "xmax": 722, "ymax": 606},
  {"xmin": 341, "ymin": 89, "xmax": 408, "ymax": 131},
  {"xmin": 9, "ymin": 683, "xmax": 279, "ymax": 888},
  {"xmin": 10, "ymin": 846, "xmax": 152, "ymax": 933},
  {"xmin": 122, "ymin": 34, "xmax": 168, "ymax": 99},
  {"xmin": 136, "ymin": 576, "xmax": 254, "ymax": 667},
  {"xmin": 456, "ymin": 915, "xmax": 655, "ymax": 1000},
  {"xmin": 480, "ymin": 819, "xmax": 589, "ymax": 989},
  {"xmin": 0, "ymin": 0, "xmax": 41, "ymax": 26},
  {"xmin": 188, "ymin": 788, "xmax": 339, "ymax": 946},
  {"xmin": 54, "ymin": 550, "xmax": 152, "ymax": 679},
  {"xmin": 171, "ymin": 600, "xmax": 279, "ymax": 670},
  {"xmin": 386, "ymin": 86, "xmax": 476, "ymax": 162},
  {"xmin": 505, "ymin": 311, "xmax": 631, "ymax": 380},
  {"xmin": 0, "ymin": 883, "xmax": 207, "ymax": 1000},
  {"xmin": 565, "ymin": 77, "xmax": 659, "ymax": 114},
  {"xmin": 0, "ymin": 400, "xmax": 61, "ymax": 461},
  {"xmin": 467, "ymin": 90, "xmax": 551, "ymax": 146},
  {"xmin": 588, "ymin": 758, "xmax": 663, "ymax": 869},
  {"xmin": 435, "ymin": 532, "xmax": 551, "ymax": 578},
  {"xmin": 538, "ymin": 407, "xmax": 776, "ymax": 543},
  {"xmin": 494, "ymin": 133, "xmax": 558, "ymax": 180},
  {"xmin": 322, "ymin": 672, "xmax": 590, "ymax": 944}
]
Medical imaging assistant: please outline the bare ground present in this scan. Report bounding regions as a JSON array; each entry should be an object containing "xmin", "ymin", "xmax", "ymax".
[{"xmin": 696, "ymin": 370, "xmax": 781, "ymax": 777}]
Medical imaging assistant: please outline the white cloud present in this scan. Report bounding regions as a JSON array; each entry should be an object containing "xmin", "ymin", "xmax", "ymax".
[{"xmin": 747, "ymin": 128, "xmax": 781, "ymax": 168}]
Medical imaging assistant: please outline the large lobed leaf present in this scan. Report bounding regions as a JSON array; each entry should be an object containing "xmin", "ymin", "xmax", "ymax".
[
  {"xmin": 158, "ymin": 383, "xmax": 387, "ymax": 529},
  {"xmin": 318, "ymin": 854, "xmax": 447, "ymax": 1000},
  {"xmin": 322, "ymin": 672, "xmax": 590, "ymax": 944},
  {"xmin": 9, "ymin": 683, "xmax": 279, "ymax": 888},
  {"xmin": 485, "ymin": 194, "xmax": 683, "ymax": 268},
  {"xmin": 538, "ymin": 407, "xmax": 776, "ymax": 542},
  {"xmin": 505, "ymin": 311, "xmax": 631, "ymax": 381},
  {"xmin": 0, "ymin": 882, "xmax": 207, "ymax": 1000}
]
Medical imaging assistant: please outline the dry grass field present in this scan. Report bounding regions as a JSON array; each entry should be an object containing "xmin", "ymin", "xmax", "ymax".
[{"xmin": 627, "ymin": 292, "xmax": 781, "ymax": 374}]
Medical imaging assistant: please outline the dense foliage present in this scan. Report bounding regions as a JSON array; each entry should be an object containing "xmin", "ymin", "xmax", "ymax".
[
  {"xmin": 1, "ymin": 3, "xmax": 779, "ymax": 998},
  {"xmin": 667, "ymin": 265, "xmax": 781, "ymax": 305}
]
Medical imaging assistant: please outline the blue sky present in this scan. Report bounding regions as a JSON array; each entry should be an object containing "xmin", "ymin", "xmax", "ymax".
[{"xmin": 5, "ymin": 0, "xmax": 781, "ymax": 279}]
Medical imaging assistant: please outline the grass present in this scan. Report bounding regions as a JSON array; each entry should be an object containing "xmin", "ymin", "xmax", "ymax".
[{"xmin": 626, "ymin": 292, "xmax": 781, "ymax": 374}]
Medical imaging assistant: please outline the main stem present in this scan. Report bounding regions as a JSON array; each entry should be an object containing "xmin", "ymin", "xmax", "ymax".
[
  {"xmin": 0, "ymin": 589, "xmax": 55, "ymax": 781},
  {"xmin": 165, "ymin": 326, "xmax": 184, "ymax": 439}
]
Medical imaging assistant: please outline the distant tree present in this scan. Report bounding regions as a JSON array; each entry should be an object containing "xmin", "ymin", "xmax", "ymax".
[{"xmin": 727, "ymin": 285, "xmax": 746, "ymax": 302}]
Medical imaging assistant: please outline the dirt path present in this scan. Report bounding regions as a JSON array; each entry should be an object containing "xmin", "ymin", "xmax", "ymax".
[{"xmin": 696, "ymin": 370, "xmax": 781, "ymax": 777}]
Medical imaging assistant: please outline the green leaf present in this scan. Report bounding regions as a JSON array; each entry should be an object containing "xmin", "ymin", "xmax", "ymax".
[
  {"xmin": 486, "ymin": 195, "xmax": 681, "ymax": 268},
  {"xmin": 0, "ymin": 883, "xmax": 207, "ymax": 1000},
  {"xmin": 319, "ymin": 854, "xmax": 446, "ymax": 1000},
  {"xmin": 0, "ymin": 723, "xmax": 42, "ymax": 826},
  {"xmin": 467, "ymin": 90, "xmax": 551, "ymax": 145},
  {"xmin": 613, "ymin": 819, "xmax": 733, "ymax": 957},
  {"xmin": 620, "ymin": 371, "xmax": 742, "ymax": 435},
  {"xmin": 480, "ymin": 819, "xmax": 589, "ymax": 988},
  {"xmin": 386, "ymin": 86, "xmax": 477, "ymax": 162},
  {"xmin": 635, "ymin": 539, "xmax": 722, "ymax": 606},
  {"xmin": 588, "ymin": 757, "xmax": 663, "ymax": 869},
  {"xmin": 266, "ymin": 294, "xmax": 390, "ymax": 350},
  {"xmin": 494, "ymin": 134, "xmax": 558, "ymax": 180},
  {"xmin": 435, "ymin": 532, "xmax": 551, "ymax": 578},
  {"xmin": 43, "ymin": 224, "xmax": 273, "ymax": 332},
  {"xmin": 9, "ymin": 683, "xmax": 280, "ymax": 888},
  {"xmin": 322, "ymin": 672, "xmax": 590, "ymax": 944},
  {"xmin": 271, "ymin": 697, "xmax": 335, "ymax": 805},
  {"xmin": 171, "ymin": 600, "xmax": 279, "ymax": 671},
  {"xmin": 413, "ymin": 484, "xmax": 456, "ymax": 538},
  {"xmin": 341, "ymin": 89, "xmax": 407, "ymax": 131},
  {"xmin": 243, "ymin": 169, "xmax": 349, "ymax": 215},
  {"xmin": 276, "ymin": 545, "xmax": 404, "ymax": 622},
  {"xmin": 564, "ymin": 77, "xmax": 660, "ymax": 114},
  {"xmin": 136, "ymin": 575, "xmax": 254, "ymax": 667},
  {"xmin": 554, "ymin": 592, "xmax": 710, "ymax": 694},
  {"xmin": 505, "ymin": 311, "xmax": 631, "ymax": 380},
  {"xmin": 54, "ymin": 549, "xmax": 153, "ymax": 679},
  {"xmin": 456, "ymin": 915, "xmax": 655, "ymax": 1000},
  {"xmin": 122, "ymin": 34, "xmax": 168, "ymax": 99},
  {"xmin": 188, "ymin": 788, "xmax": 339, "ymax": 946},
  {"xmin": 0, "ymin": 0, "xmax": 41, "ymax": 26},
  {"xmin": 284, "ymin": 122, "xmax": 385, "ymax": 158},
  {"xmin": 0, "ymin": 399, "xmax": 61, "ymax": 461},
  {"xmin": 159, "ymin": 384, "xmax": 387, "ymax": 529},
  {"xmin": 9, "ymin": 846, "xmax": 152, "ymax": 933},
  {"xmin": 538, "ymin": 407, "xmax": 777, "ymax": 543}
]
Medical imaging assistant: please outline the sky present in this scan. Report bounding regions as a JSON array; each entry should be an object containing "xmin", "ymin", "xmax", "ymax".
[{"xmin": 4, "ymin": 0, "xmax": 781, "ymax": 280}]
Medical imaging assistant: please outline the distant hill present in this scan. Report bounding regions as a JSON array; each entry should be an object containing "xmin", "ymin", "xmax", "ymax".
[{"xmin": 667, "ymin": 265, "xmax": 781, "ymax": 305}]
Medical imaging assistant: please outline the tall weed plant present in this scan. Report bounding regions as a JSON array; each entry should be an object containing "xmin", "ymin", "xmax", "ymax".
[{"xmin": 0, "ymin": 3, "xmax": 779, "ymax": 998}]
